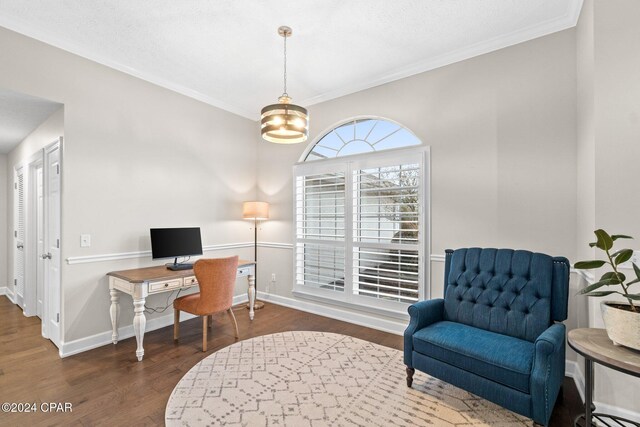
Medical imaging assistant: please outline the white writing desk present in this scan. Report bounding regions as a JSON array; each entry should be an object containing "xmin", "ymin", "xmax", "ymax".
[{"xmin": 107, "ymin": 259, "xmax": 256, "ymax": 361}]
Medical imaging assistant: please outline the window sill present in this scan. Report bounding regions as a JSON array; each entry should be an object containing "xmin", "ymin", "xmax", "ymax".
[{"xmin": 292, "ymin": 290, "xmax": 411, "ymax": 321}]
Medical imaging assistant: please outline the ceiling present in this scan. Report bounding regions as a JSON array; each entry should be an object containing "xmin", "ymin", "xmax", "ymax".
[
  {"xmin": 0, "ymin": 1, "xmax": 583, "ymax": 120},
  {"xmin": 0, "ymin": 90, "xmax": 62, "ymax": 154}
]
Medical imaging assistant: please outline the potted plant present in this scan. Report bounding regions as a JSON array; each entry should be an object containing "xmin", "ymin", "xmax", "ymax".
[{"xmin": 575, "ymin": 229, "xmax": 640, "ymax": 351}]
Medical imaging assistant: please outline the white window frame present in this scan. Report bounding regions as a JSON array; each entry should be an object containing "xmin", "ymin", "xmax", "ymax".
[{"xmin": 293, "ymin": 142, "xmax": 430, "ymax": 318}]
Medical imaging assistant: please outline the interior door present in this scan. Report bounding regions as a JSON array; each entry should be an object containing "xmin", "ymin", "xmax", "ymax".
[
  {"xmin": 44, "ymin": 140, "xmax": 62, "ymax": 346},
  {"xmin": 14, "ymin": 166, "xmax": 25, "ymax": 307},
  {"xmin": 36, "ymin": 164, "xmax": 45, "ymax": 319}
]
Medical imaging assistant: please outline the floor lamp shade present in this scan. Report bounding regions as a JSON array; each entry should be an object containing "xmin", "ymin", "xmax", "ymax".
[{"xmin": 243, "ymin": 201, "xmax": 269, "ymax": 221}]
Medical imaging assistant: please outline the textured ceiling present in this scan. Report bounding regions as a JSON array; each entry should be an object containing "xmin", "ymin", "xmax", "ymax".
[
  {"xmin": 0, "ymin": 1, "xmax": 583, "ymax": 120},
  {"xmin": 0, "ymin": 90, "xmax": 62, "ymax": 154}
]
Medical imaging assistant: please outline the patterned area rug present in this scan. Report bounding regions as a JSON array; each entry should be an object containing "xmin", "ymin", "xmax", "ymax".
[{"xmin": 166, "ymin": 331, "xmax": 532, "ymax": 426}]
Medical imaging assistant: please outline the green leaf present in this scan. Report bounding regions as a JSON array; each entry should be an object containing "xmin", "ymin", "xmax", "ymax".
[
  {"xmin": 585, "ymin": 291, "xmax": 618, "ymax": 297},
  {"xmin": 574, "ymin": 260, "xmax": 607, "ymax": 269},
  {"xmin": 633, "ymin": 263, "xmax": 640, "ymax": 280},
  {"xmin": 595, "ymin": 229, "xmax": 614, "ymax": 251},
  {"xmin": 577, "ymin": 282, "xmax": 608, "ymax": 295},
  {"xmin": 600, "ymin": 272, "xmax": 624, "ymax": 284},
  {"xmin": 615, "ymin": 249, "xmax": 633, "ymax": 265},
  {"xmin": 625, "ymin": 294, "xmax": 640, "ymax": 300},
  {"xmin": 611, "ymin": 234, "xmax": 633, "ymax": 241},
  {"xmin": 626, "ymin": 278, "xmax": 640, "ymax": 286},
  {"xmin": 589, "ymin": 242, "xmax": 597, "ymax": 248}
]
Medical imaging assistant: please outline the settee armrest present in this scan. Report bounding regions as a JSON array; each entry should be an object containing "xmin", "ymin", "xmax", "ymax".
[
  {"xmin": 531, "ymin": 323, "xmax": 566, "ymax": 426},
  {"xmin": 404, "ymin": 299, "xmax": 444, "ymax": 367}
]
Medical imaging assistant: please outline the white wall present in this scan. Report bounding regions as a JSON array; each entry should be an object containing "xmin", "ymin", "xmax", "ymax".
[
  {"xmin": 0, "ymin": 153, "xmax": 6, "ymax": 291},
  {"xmin": 0, "ymin": 25, "xmax": 258, "ymax": 344}
]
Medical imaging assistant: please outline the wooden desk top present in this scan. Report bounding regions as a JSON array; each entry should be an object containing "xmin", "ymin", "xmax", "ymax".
[
  {"xmin": 107, "ymin": 259, "xmax": 255, "ymax": 283},
  {"xmin": 568, "ymin": 328, "xmax": 640, "ymax": 377}
]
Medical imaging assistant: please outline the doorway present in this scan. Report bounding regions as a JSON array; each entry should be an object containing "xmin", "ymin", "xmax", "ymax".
[{"xmin": 14, "ymin": 137, "xmax": 62, "ymax": 347}]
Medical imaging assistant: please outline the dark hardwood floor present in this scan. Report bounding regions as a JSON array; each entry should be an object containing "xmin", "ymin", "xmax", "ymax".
[{"xmin": 0, "ymin": 296, "xmax": 582, "ymax": 426}]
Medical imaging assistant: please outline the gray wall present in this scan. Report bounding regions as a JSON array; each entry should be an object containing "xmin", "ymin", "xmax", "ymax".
[
  {"xmin": 0, "ymin": 25, "xmax": 258, "ymax": 343},
  {"xmin": 581, "ymin": 0, "xmax": 640, "ymax": 414},
  {"xmin": 257, "ymin": 27, "xmax": 578, "ymax": 316}
]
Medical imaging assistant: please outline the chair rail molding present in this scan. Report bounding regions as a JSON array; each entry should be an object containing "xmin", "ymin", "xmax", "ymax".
[{"xmin": 66, "ymin": 242, "xmax": 255, "ymax": 265}]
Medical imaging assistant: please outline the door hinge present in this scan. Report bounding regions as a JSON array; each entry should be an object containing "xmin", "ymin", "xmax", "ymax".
[
  {"xmin": 56, "ymin": 164, "xmax": 60, "ymax": 175},
  {"xmin": 56, "ymin": 239, "xmax": 60, "ymax": 248},
  {"xmin": 56, "ymin": 313, "xmax": 60, "ymax": 323},
  {"xmin": 14, "ymin": 230, "xmax": 17, "ymax": 238},
  {"xmin": 14, "ymin": 279, "xmax": 17, "ymax": 286}
]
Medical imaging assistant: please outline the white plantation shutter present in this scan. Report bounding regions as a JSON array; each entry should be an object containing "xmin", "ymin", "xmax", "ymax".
[
  {"xmin": 295, "ymin": 170, "xmax": 347, "ymax": 292},
  {"xmin": 294, "ymin": 148, "xmax": 428, "ymax": 311},
  {"xmin": 353, "ymin": 163, "xmax": 421, "ymax": 303}
]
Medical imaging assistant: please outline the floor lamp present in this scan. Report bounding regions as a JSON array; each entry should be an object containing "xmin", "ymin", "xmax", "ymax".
[{"xmin": 243, "ymin": 201, "xmax": 269, "ymax": 310}]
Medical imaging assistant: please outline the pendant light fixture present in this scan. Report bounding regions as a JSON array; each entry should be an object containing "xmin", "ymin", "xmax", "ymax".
[{"xmin": 261, "ymin": 26, "xmax": 309, "ymax": 144}]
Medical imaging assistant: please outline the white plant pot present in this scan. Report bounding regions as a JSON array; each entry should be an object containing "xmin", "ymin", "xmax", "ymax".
[{"xmin": 600, "ymin": 301, "xmax": 640, "ymax": 351}]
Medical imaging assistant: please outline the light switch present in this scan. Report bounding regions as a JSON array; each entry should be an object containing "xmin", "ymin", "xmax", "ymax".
[{"xmin": 80, "ymin": 234, "xmax": 91, "ymax": 247}]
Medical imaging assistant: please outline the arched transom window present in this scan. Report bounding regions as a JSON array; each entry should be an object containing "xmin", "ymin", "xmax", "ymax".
[
  {"xmin": 294, "ymin": 117, "xmax": 430, "ymax": 313},
  {"xmin": 305, "ymin": 118, "xmax": 422, "ymax": 161}
]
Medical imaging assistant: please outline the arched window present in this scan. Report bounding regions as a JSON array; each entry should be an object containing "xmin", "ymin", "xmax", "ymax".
[
  {"xmin": 304, "ymin": 118, "xmax": 422, "ymax": 161},
  {"xmin": 294, "ymin": 117, "xmax": 429, "ymax": 313}
]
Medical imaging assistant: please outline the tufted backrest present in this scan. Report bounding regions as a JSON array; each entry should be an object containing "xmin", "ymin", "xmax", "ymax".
[{"xmin": 443, "ymin": 248, "xmax": 569, "ymax": 342}]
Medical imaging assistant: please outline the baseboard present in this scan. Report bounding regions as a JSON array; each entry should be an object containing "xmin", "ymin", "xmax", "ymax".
[
  {"xmin": 258, "ymin": 291, "xmax": 407, "ymax": 336},
  {"xmin": 2, "ymin": 287, "xmax": 16, "ymax": 304},
  {"xmin": 565, "ymin": 360, "xmax": 585, "ymax": 402},
  {"xmin": 592, "ymin": 401, "xmax": 640, "ymax": 423},
  {"xmin": 59, "ymin": 294, "xmax": 249, "ymax": 358},
  {"xmin": 565, "ymin": 359, "xmax": 639, "ymax": 423}
]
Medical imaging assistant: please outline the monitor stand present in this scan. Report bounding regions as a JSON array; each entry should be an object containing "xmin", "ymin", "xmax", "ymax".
[{"xmin": 166, "ymin": 258, "xmax": 194, "ymax": 271}]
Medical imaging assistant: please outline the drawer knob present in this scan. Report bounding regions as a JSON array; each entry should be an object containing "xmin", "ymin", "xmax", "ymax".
[{"xmin": 164, "ymin": 283, "xmax": 169, "ymax": 287}]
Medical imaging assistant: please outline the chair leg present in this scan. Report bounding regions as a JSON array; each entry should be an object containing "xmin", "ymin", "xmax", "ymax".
[
  {"xmin": 202, "ymin": 316, "xmax": 208, "ymax": 352},
  {"xmin": 406, "ymin": 367, "xmax": 415, "ymax": 388},
  {"xmin": 173, "ymin": 309, "xmax": 180, "ymax": 341},
  {"xmin": 208, "ymin": 314, "xmax": 213, "ymax": 329},
  {"xmin": 228, "ymin": 309, "xmax": 239, "ymax": 339}
]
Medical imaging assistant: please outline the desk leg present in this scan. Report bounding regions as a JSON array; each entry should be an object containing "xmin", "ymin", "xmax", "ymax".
[
  {"xmin": 248, "ymin": 274, "xmax": 255, "ymax": 321},
  {"xmin": 584, "ymin": 358, "xmax": 594, "ymax": 427},
  {"xmin": 133, "ymin": 297, "xmax": 146, "ymax": 361},
  {"xmin": 109, "ymin": 288, "xmax": 120, "ymax": 344}
]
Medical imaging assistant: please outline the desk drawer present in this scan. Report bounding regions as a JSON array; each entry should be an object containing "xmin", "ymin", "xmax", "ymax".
[
  {"xmin": 149, "ymin": 279, "xmax": 183, "ymax": 294},
  {"xmin": 237, "ymin": 267, "xmax": 252, "ymax": 277},
  {"xmin": 183, "ymin": 276, "xmax": 198, "ymax": 288}
]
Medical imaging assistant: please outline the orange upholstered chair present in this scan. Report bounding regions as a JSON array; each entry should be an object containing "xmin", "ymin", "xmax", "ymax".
[{"xmin": 173, "ymin": 256, "xmax": 239, "ymax": 351}]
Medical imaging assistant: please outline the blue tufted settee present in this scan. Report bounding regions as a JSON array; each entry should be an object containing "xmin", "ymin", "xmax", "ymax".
[{"xmin": 404, "ymin": 248, "xmax": 570, "ymax": 426}]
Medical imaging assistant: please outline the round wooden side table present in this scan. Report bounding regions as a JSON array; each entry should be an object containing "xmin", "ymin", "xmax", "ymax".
[{"xmin": 567, "ymin": 328, "xmax": 640, "ymax": 427}]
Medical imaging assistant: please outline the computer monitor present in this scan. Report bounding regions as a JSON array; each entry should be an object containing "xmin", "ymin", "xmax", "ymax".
[{"xmin": 150, "ymin": 227, "xmax": 203, "ymax": 270}]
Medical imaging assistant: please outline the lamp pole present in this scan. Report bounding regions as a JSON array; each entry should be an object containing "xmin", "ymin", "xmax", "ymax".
[{"xmin": 249, "ymin": 216, "xmax": 265, "ymax": 310}]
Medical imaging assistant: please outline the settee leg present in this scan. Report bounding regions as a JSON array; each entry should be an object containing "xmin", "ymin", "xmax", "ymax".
[{"xmin": 406, "ymin": 367, "xmax": 415, "ymax": 387}]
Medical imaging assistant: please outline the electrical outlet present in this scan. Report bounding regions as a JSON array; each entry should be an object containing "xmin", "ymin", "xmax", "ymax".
[
  {"xmin": 271, "ymin": 273, "xmax": 276, "ymax": 281},
  {"xmin": 618, "ymin": 250, "xmax": 640, "ymax": 270},
  {"xmin": 80, "ymin": 234, "xmax": 91, "ymax": 247}
]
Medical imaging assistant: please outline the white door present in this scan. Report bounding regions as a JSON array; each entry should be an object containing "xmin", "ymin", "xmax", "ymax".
[
  {"xmin": 36, "ymin": 164, "xmax": 45, "ymax": 319},
  {"xmin": 14, "ymin": 166, "xmax": 25, "ymax": 308},
  {"xmin": 43, "ymin": 139, "xmax": 62, "ymax": 346}
]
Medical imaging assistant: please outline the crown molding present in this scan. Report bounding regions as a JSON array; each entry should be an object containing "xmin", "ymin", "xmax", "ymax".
[
  {"xmin": 0, "ymin": 0, "xmax": 583, "ymax": 122},
  {"xmin": 299, "ymin": 0, "xmax": 584, "ymax": 108},
  {"xmin": 0, "ymin": 16, "xmax": 256, "ymax": 120}
]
